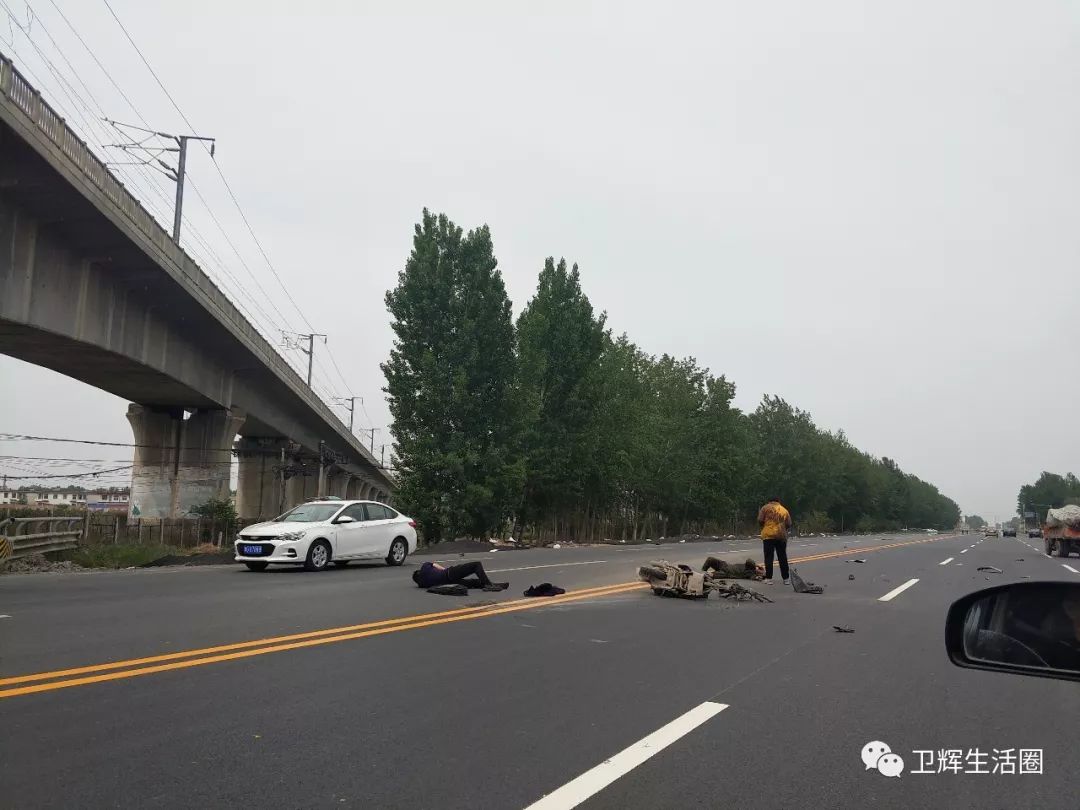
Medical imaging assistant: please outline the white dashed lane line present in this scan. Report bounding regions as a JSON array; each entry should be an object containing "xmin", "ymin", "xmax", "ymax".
[
  {"xmin": 879, "ymin": 578, "xmax": 920, "ymax": 602},
  {"xmin": 939, "ymin": 557, "xmax": 954, "ymax": 566},
  {"xmin": 524, "ymin": 701, "xmax": 729, "ymax": 809},
  {"xmin": 1063, "ymin": 564, "xmax": 1079, "ymax": 575},
  {"xmin": 487, "ymin": 560, "xmax": 609, "ymax": 574},
  {"xmin": 960, "ymin": 549, "xmax": 969, "ymax": 554}
]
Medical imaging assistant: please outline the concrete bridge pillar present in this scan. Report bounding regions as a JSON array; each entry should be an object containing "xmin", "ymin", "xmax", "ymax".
[
  {"xmin": 345, "ymin": 477, "xmax": 362, "ymax": 500},
  {"xmin": 326, "ymin": 470, "xmax": 350, "ymax": 499},
  {"xmin": 284, "ymin": 458, "xmax": 319, "ymax": 509},
  {"xmin": 236, "ymin": 437, "xmax": 292, "ymax": 521},
  {"xmin": 127, "ymin": 405, "xmax": 245, "ymax": 519}
]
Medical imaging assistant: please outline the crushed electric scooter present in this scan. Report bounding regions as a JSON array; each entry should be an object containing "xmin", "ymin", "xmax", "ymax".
[{"xmin": 638, "ymin": 560, "xmax": 773, "ymax": 603}]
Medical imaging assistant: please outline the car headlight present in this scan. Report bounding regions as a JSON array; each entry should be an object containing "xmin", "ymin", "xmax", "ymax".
[{"xmin": 279, "ymin": 530, "xmax": 307, "ymax": 542}]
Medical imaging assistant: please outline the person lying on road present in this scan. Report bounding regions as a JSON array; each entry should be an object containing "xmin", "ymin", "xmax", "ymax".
[{"xmin": 412, "ymin": 560, "xmax": 509, "ymax": 592}]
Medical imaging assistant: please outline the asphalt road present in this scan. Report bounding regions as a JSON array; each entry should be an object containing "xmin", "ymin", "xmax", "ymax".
[{"xmin": 1, "ymin": 532, "xmax": 1078, "ymax": 809}]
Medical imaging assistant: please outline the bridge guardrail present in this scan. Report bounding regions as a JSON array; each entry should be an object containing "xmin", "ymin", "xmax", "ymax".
[{"xmin": 0, "ymin": 516, "xmax": 85, "ymax": 560}]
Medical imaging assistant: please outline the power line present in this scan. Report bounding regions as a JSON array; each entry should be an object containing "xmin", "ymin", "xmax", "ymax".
[
  {"xmin": 0, "ymin": 432, "xmax": 249, "ymax": 454},
  {"xmin": 47, "ymin": 0, "xmax": 158, "ymax": 135},
  {"xmin": 98, "ymin": 0, "xmax": 365, "ymax": 407},
  {"xmin": 0, "ymin": 465, "xmax": 132, "ymax": 479},
  {"xmin": 1, "ymin": 7, "xmax": 294, "ymax": 372},
  {"xmin": 99, "ymin": 0, "xmax": 315, "ymax": 329},
  {"xmin": 0, "ymin": 454, "xmax": 241, "ymax": 467},
  {"xmin": 27, "ymin": 1, "xmax": 314, "ymax": 383},
  {"xmin": 11, "ymin": 3, "xmax": 371, "ymax": 424}
]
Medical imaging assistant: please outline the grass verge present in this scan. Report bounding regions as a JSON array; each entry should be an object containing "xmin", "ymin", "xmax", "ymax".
[{"xmin": 72, "ymin": 544, "xmax": 196, "ymax": 569}]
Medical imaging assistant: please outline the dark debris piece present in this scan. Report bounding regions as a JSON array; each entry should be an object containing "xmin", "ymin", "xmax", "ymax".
[
  {"xmin": 711, "ymin": 581, "xmax": 774, "ymax": 603},
  {"xmin": 790, "ymin": 568, "xmax": 824, "ymax": 594}
]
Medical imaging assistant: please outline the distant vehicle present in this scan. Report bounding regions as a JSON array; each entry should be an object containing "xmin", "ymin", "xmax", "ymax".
[
  {"xmin": 1003, "ymin": 527, "xmax": 1017, "ymax": 537},
  {"xmin": 1043, "ymin": 507, "xmax": 1080, "ymax": 559},
  {"xmin": 925, "ymin": 528, "xmax": 938, "ymax": 535},
  {"xmin": 234, "ymin": 500, "xmax": 417, "ymax": 571},
  {"xmin": 984, "ymin": 527, "xmax": 1000, "ymax": 537},
  {"xmin": 1028, "ymin": 527, "xmax": 1042, "ymax": 539}
]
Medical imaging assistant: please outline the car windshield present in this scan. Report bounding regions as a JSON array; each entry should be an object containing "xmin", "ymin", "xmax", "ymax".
[{"xmin": 274, "ymin": 504, "xmax": 341, "ymax": 523}]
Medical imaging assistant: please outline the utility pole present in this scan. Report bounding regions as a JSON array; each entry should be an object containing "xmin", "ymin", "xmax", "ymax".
[
  {"xmin": 303, "ymin": 333, "xmax": 325, "ymax": 389},
  {"xmin": 367, "ymin": 428, "xmax": 376, "ymax": 453},
  {"xmin": 278, "ymin": 446, "xmax": 286, "ymax": 516},
  {"xmin": 380, "ymin": 444, "xmax": 385, "ymax": 469},
  {"xmin": 171, "ymin": 136, "xmax": 188, "ymax": 241},
  {"xmin": 334, "ymin": 396, "xmax": 362, "ymax": 433},
  {"xmin": 281, "ymin": 332, "xmax": 326, "ymax": 388},
  {"xmin": 105, "ymin": 121, "xmax": 214, "ymax": 246},
  {"xmin": 161, "ymin": 132, "xmax": 216, "ymax": 243},
  {"xmin": 317, "ymin": 441, "xmax": 328, "ymax": 497}
]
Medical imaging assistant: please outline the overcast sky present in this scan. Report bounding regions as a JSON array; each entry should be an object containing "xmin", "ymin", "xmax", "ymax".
[{"xmin": 2, "ymin": 0, "xmax": 1077, "ymax": 520}]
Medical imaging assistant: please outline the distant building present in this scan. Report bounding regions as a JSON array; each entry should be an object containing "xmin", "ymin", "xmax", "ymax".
[
  {"xmin": 0, "ymin": 487, "xmax": 88, "ymax": 507},
  {"xmin": 85, "ymin": 488, "xmax": 130, "ymax": 512},
  {"xmin": 0, "ymin": 486, "xmax": 131, "ymax": 511}
]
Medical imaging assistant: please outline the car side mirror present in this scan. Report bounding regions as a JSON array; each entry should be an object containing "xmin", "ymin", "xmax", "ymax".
[
  {"xmin": 334, "ymin": 516, "xmax": 355, "ymax": 525},
  {"xmin": 946, "ymin": 582, "xmax": 1080, "ymax": 682}
]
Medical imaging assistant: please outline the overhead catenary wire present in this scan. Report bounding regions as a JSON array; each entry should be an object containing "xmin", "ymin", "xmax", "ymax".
[
  {"xmin": 20, "ymin": 1, "xmax": 319, "ymax": 383},
  {"xmin": 0, "ymin": 6, "xmax": 305, "ymax": 377},
  {"xmin": 0, "ymin": 435, "xmax": 349, "ymax": 461},
  {"xmin": 0, "ymin": 454, "xmax": 239, "ymax": 466},
  {"xmin": 7, "ymin": 2, "xmax": 377, "ymax": 428},
  {"xmin": 98, "ymin": 0, "xmax": 366, "ymax": 406},
  {"xmin": 0, "ymin": 465, "xmax": 133, "ymax": 480},
  {"xmin": 0, "ymin": 432, "xmax": 255, "ymax": 454}
]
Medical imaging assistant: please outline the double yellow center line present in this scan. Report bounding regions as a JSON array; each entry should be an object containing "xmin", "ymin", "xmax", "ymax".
[
  {"xmin": 0, "ymin": 581, "xmax": 644, "ymax": 699},
  {"xmin": 0, "ymin": 534, "xmax": 952, "ymax": 699}
]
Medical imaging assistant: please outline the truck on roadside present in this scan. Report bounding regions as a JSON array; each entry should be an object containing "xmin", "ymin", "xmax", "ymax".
[{"xmin": 1042, "ymin": 506, "xmax": 1080, "ymax": 558}]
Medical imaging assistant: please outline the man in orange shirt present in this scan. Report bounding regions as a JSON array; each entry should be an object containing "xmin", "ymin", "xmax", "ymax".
[{"xmin": 757, "ymin": 497, "xmax": 793, "ymax": 585}]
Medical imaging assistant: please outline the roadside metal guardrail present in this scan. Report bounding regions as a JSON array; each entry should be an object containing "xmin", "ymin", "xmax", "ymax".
[{"xmin": 0, "ymin": 516, "xmax": 84, "ymax": 561}]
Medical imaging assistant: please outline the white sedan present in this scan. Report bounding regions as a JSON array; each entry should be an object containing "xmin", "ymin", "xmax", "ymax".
[{"xmin": 234, "ymin": 499, "xmax": 418, "ymax": 572}]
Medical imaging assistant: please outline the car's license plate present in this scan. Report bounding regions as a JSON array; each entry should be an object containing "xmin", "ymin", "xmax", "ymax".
[{"xmin": 242, "ymin": 545, "xmax": 263, "ymax": 555}]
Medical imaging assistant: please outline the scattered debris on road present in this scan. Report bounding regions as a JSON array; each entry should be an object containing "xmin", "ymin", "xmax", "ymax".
[
  {"xmin": 1015, "ymin": 558, "xmax": 1025, "ymax": 562},
  {"xmin": 426, "ymin": 583, "xmax": 470, "ymax": 595},
  {"xmin": 524, "ymin": 583, "xmax": 566, "ymax": 597},
  {"xmin": 848, "ymin": 574, "xmax": 855, "ymax": 580},
  {"xmin": 847, "ymin": 559, "xmax": 867, "ymax": 564},
  {"xmin": 790, "ymin": 568, "xmax": 824, "ymax": 594},
  {"xmin": 416, "ymin": 539, "xmax": 528, "ymax": 556},
  {"xmin": 713, "ymin": 581, "xmax": 773, "ymax": 602},
  {"xmin": 1, "ymin": 554, "xmax": 85, "ymax": 574},
  {"xmin": 977, "ymin": 566, "xmax": 1003, "ymax": 574},
  {"xmin": 638, "ymin": 560, "xmax": 772, "ymax": 602},
  {"xmin": 833, "ymin": 625, "xmax": 855, "ymax": 633},
  {"xmin": 141, "ymin": 551, "xmax": 234, "ymax": 568}
]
